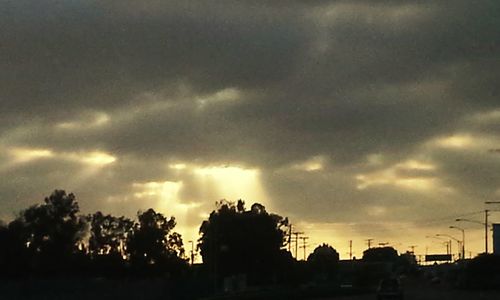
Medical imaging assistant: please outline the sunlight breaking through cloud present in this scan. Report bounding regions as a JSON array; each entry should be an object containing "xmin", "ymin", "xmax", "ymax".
[
  {"xmin": 56, "ymin": 112, "xmax": 110, "ymax": 130},
  {"xmin": 58, "ymin": 151, "xmax": 117, "ymax": 167},
  {"xmin": 435, "ymin": 135, "xmax": 474, "ymax": 149},
  {"xmin": 290, "ymin": 155, "xmax": 326, "ymax": 172},
  {"xmin": 196, "ymin": 88, "xmax": 240, "ymax": 108},
  {"xmin": 194, "ymin": 165, "xmax": 270, "ymax": 206},
  {"xmin": 77, "ymin": 152, "xmax": 117, "ymax": 165},
  {"xmin": 7, "ymin": 147, "xmax": 54, "ymax": 164},
  {"xmin": 132, "ymin": 180, "xmax": 202, "ymax": 213},
  {"xmin": 355, "ymin": 159, "xmax": 443, "ymax": 192},
  {"xmin": 0, "ymin": 0, "xmax": 498, "ymax": 262},
  {"xmin": 5, "ymin": 147, "xmax": 117, "ymax": 167},
  {"xmin": 131, "ymin": 179, "xmax": 203, "ymax": 252},
  {"xmin": 169, "ymin": 163, "xmax": 187, "ymax": 170}
]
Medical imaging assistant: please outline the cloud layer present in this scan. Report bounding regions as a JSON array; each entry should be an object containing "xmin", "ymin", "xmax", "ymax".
[{"xmin": 1, "ymin": 0, "xmax": 499, "ymax": 256}]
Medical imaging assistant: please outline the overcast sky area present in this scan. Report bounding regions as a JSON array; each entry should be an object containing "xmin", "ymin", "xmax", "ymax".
[{"xmin": 1, "ymin": 0, "xmax": 499, "ymax": 259}]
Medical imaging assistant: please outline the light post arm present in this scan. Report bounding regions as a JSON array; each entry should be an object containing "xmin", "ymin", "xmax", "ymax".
[{"xmin": 449, "ymin": 226, "xmax": 465, "ymax": 259}]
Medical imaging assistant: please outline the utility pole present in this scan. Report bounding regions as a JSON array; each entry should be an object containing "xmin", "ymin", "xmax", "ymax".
[
  {"xmin": 349, "ymin": 240, "xmax": 353, "ymax": 260},
  {"xmin": 288, "ymin": 224, "xmax": 305, "ymax": 259},
  {"xmin": 299, "ymin": 236, "xmax": 309, "ymax": 260},
  {"xmin": 409, "ymin": 245, "xmax": 417, "ymax": 254},
  {"xmin": 485, "ymin": 209, "xmax": 489, "ymax": 254},
  {"xmin": 294, "ymin": 231, "xmax": 304, "ymax": 258},
  {"xmin": 366, "ymin": 239, "xmax": 374, "ymax": 249}
]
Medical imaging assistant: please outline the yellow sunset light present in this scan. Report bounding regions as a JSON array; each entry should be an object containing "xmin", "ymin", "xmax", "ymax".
[
  {"xmin": 8, "ymin": 147, "xmax": 54, "ymax": 163},
  {"xmin": 194, "ymin": 165, "xmax": 270, "ymax": 208},
  {"xmin": 78, "ymin": 151, "xmax": 116, "ymax": 165},
  {"xmin": 435, "ymin": 135, "xmax": 473, "ymax": 149}
]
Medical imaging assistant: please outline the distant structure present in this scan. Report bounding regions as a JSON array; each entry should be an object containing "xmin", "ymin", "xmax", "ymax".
[{"xmin": 493, "ymin": 223, "xmax": 500, "ymax": 255}]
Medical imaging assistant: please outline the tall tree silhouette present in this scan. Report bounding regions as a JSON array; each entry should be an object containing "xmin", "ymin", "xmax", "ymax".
[
  {"xmin": 89, "ymin": 211, "xmax": 133, "ymax": 257},
  {"xmin": 14, "ymin": 190, "xmax": 87, "ymax": 271},
  {"xmin": 198, "ymin": 200, "xmax": 289, "ymax": 284},
  {"xmin": 126, "ymin": 208, "xmax": 185, "ymax": 268}
]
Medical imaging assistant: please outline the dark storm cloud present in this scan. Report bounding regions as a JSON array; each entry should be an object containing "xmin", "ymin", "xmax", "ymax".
[
  {"xmin": 0, "ymin": 0, "xmax": 308, "ymax": 119},
  {"xmin": 0, "ymin": 0, "xmax": 499, "ymax": 233}
]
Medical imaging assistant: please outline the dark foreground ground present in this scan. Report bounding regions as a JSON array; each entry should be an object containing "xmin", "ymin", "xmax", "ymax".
[
  {"xmin": 1, "ymin": 277, "xmax": 500, "ymax": 300},
  {"xmin": 313, "ymin": 277, "xmax": 500, "ymax": 300},
  {"xmin": 0, "ymin": 278, "xmax": 183, "ymax": 300}
]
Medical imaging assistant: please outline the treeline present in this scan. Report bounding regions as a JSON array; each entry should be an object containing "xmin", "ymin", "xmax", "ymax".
[
  {"xmin": 0, "ymin": 190, "xmax": 186, "ymax": 278},
  {"xmin": 0, "ymin": 189, "xmax": 417, "ymax": 291},
  {"xmin": 0, "ymin": 190, "xmax": 349, "ymax": 285}
]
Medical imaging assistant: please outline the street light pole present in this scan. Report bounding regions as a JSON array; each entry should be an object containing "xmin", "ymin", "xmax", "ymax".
[
  {"xmin": 456, "ymin": 217, "xmax": 490, "ymax": 255},
  {"xmin": 436, "ymin": 234, "xmax": 462, "ymax": 260},
  {"xmin": 427, "ymin": 235, "xmax": 451, "ymax": 256},
  {"xmin": 449, "ymin": 226, "xmax": 465, "ymax": 259}
]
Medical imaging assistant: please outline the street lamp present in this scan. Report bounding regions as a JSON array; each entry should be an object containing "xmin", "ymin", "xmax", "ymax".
[
  {"xmin": 427, "ymin": 236, "xmax": 451, "ymax": 255},
  {"xmin": 436, "ymin": 234, "xmax": 462, "ymax": 259},
  {"xmin": 455, "ymin": 218, "xmax": 488, "ymax": 255},
  {"xmin": 455, "ymin": 218, "xmax": 486, "ymax": 226},
  {"xmin": 449, "ymin": 226, "xmax": 465, "ymax": 259}
]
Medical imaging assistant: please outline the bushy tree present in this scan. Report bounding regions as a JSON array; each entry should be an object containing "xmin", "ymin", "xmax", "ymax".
[
  {"xmin": 126, "ymin": 208, "xmax": 185, "ymax": 268},
  {"xmin": 307, "ymin": 243, "xmax": 340, "ymax": 280},
  {"xmin": 89, "ymin": 211, "xmax": 133, "ymax": 257},
  {"xmin": 198, "ymin": 200, "xmax": 289, "ymax": 284},
  {"xmin": 362, "ymin": 246, "xmax": 398, "ymax": 263},
  {"xmin": 18, "ymin": 190, "xmax": 86, "ymax": 261},
  {"xmin": 0, "ymin": 190, "xmax": 88, "ymax": 275}
]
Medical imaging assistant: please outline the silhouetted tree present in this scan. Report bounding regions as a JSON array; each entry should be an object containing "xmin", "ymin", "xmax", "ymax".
[
  {"xmin": 362, "ymin": 246, "xmax": 398, "ymax": 263},
  {"xmin": 0, "ymin": 190, "xmax": 195, "ymax": 279},
  {"xmin": 86, "ymin": 212, "xmax": 134, "ymax": 276},
  {"xmin": 0, "ymin": 221, "xmax": 9, "ymax": 269},
  {"xmin": 13, "ymin": 190, "xmax": 87, "ymax": 272},
  {"xmin": 307, "ymin": 243, "xmax": 340, "ymax": 281},
  {"xmin": 89, "ymin": 211, "xmax": 133, "ymax": 257},
  {"xmin": 198, "ymin": 200, "xmax": 289, "ymax": 285},
  {"xmin": 126, "ymin": 208, "xmax": 186, "ymax": 272},
  {"xmin": 0, "ymin": 218, "xmax": 38, "ymax": 276},
  {"xmin": 308, "ymin": 243, "xmax": 340, "ymax": 264}
]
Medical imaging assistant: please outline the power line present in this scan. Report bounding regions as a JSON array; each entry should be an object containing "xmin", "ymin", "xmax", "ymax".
[
  {"xmin": 299, "ymin": 236, "xmax": 309, "ymax": 260},
  {"xmin": 288, "ymin": 224, "xmax": 306, "ymax": 259},
  {"xmin": 293, "ymin": 231, "xmax": 304, "ymax": 259},
  {"xmin": 417, "ymin": 210, "xmax": 484, "ymax": 225}
]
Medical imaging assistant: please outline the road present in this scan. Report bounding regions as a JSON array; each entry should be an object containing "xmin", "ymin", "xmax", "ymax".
[{"xmin": 313, "ymin": 278, "xmax": 500, "ymax": 300}]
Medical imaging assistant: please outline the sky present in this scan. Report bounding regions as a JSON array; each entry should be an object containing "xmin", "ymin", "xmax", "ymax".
[{"xmin": 1, "ymin": 0, "xmax": 499, "ymax": 260}]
